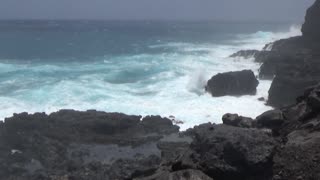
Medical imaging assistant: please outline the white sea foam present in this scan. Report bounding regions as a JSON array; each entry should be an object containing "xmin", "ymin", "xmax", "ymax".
[{"xmin": 0, "ymin": 25, "xmax": 301, "ymax": 130}]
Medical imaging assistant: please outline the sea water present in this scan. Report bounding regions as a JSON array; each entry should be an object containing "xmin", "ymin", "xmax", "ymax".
[{"xmin": 0, "ymin": 20, "xmax": 301, "ymax": 130}]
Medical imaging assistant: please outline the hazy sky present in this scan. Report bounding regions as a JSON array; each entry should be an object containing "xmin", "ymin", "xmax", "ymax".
[{"xmin": 0, "ymin": 0, "xmax": 315, "ymax": 22}]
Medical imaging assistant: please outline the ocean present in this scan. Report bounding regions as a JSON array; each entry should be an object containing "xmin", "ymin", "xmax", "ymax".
[{"xmin": 0, "ymin": 20, "xmax": 301, "ymax": 130}]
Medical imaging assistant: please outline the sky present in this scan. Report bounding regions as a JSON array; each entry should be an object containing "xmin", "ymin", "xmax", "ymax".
[{"xmin": 0, "ymin": 0, "xmax": 315, "ymax": 22}]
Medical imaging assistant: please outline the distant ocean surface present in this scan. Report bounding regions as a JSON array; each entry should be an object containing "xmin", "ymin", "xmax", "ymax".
[{"xmin": 0, "ymin": 20, "xmax": 301, "ymax": 130}]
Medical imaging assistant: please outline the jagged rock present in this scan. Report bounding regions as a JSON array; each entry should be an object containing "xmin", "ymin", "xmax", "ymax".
[
  {"xmin": 222, "ymin": 113, "xmax": 254, "ymax": 128},
  {"xmin": 255, "ymin": 50, "xmax": 281, "ymax": 63},
  {"xmin": 206, "ymin": 70, "xmax": 259, "ymax": 97},
  {"xmin": 306, "ymin": 88, "xmax": 320, "ymax": 110},
  {"xmin": 2, "ymin": 2, "xmax": 320, "ymax": 179},
  {"xmin": 272, "ymin": 84, "xmax": 320, "ymax": 180},
  {"xmin": 267, "ymin": 75, "xmax": 319, "ymax": 108},
  {"xmin": 229, "ymin": 50, "xmax": 260, "ymax": 59},
  {"xmin": 256, "ymin": 2, "xmax": 320, "ymax": 107},
  {"xmin": 0, "ymin": 110, "xmax": 185, "ymax": 180},
  {"xmin": 185, "ymin": 124, "xmax": 275, "ymax": 180},
  {"xmin": 273, "ymin": 130, "xmax": 320, "ymax": 180},
  {"xmin": 135, "ymin": 168, "xmax": 213, "ymax": 180},
  {"xmin": 302, "ymin": 0, "xmax": 320, "ymax": 40}
]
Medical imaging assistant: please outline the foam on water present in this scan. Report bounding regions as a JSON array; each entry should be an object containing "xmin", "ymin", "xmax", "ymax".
[{"xmin": 0, "ymin": 25, "xmax": 301, "ymax": 130}]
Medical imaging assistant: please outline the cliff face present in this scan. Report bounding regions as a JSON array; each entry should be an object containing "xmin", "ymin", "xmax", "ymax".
[
  {"xmin": 256, "ymin": 0, "xmax": 320, "ymax": 108},
  {"xmin": 302, "ymin": 0, "xmax": 320, "ymax": 40}
]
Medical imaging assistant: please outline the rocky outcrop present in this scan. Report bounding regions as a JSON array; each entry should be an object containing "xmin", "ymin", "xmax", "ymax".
[
  {"xmin": 0, "ymin": 110, "xmax": 189, "ymax": 180},
  {"xmin": 230, "ymin": 49, "xmax": 279, "ymax": 63},
  {"xmin": 252, "ymin": 0, "xmax": 320, "ymax": 108},
  {"xmin": 136, "ymin": 169, "xmax": 213, "ymax": 180},
  {"xmin": 271, "ymin": 84, "xmax": 320, "ymax": 180},
  {"xmin": 229, "ymin": 50, "xmax": 260, "ymax": 59},
  {"xmin": 206, "ymin": 70, "xmax": 259, "ymax": 97},
  {"xmin": 183, "ymin": 124, "xmax": 275, "ymax": 180},
  {"xmin": 256, "ymin": 109, "xmax": 284, "ymax": 129},
  {"xmin": 267, "ymin": 74, "xmax": 320, "ymax": 107},
  {"xmin": 222, "ymin": 113, "xmax": 254, "ymax": 128},
  {"xmin": 302, "ymin": 0, "xmax": 320, "ymax": 40},
  {"xmin": 2, "ymin": 84, "xmax": 320, "ymax": 179}
]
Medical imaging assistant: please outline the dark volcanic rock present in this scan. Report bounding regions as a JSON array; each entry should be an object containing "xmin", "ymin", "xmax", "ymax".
[
  {"xmin": 229, "ymin": 49, "xmax": 278, "ymax": 64},
  {"xmin": 229, "ymin": 50, "xmax": 260, "ymax": 59},
  {"xmin": 255, "ymin": 0, "xmax": 320, "ymax": 107},
  {"xmin": 2, "ymin": 2, "xmax": 320, "ymax": 179},
  {"xmin": 257, "ymin": 37, "xmax": 320, "ymax": 108},
  {"xmin": 0, "ymin": 110, "xmax": 186, "ymax": 180},
  {"xmin": 136, "ymin": 169, "xmax": 213, "ymax": 180},
  {"xmin": 271, "ymin": 84, "xmax": 320, "ymax": 180},
  {"xmin": 222, "ymin": 113, "xmax": 254, "ymax": 128},
  {"xmin": 256, "ymin": 109, "xmax": 284, "ymax": 129},
  {"xmin": 267, "ymin": 75, "xmax": 319, "ymax": 108},
  {"xmin": 3, "ymin": 84, "xmax": 320, "ymax": 180},
  {"xmin": 206, "ymin": 70, "xmax": 259, "ymax": 97},
  {"xmin": 184, "ymin": 124, "xmax": 275, "ymax": 180},
  {"xmin": 257, "ymin": 37, "xmax": 314, "ymax": 80},
  {"xmin": 302, "ymin": 0, "xmax": 320, "ymax": 40},
  {"xmin": 254, "ymin": 50, "xmax": 281, "ymax": 63}
]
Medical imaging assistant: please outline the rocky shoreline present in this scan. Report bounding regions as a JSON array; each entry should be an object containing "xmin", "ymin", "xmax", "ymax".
[
  {"xmin": 1, "ymin": 1, "xmax": 320, "ymax": 180},
  {"xmin": 2, "ymin": 83, "xmax": 320, "ymax": 180},
  {"xmin": 230, "ymin": 0, "xmax": 320, "ymax": 108}
]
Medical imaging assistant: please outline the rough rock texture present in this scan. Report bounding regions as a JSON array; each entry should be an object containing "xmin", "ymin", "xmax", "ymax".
[
  {"xmin": 184, "ymin": 124, "xmax": 275, "ymax": 180},
  {"xmin": 136, "ymin": 169, "xmax": 213, "ymax": 180},
  {"xmin": 271, "ymin": 84, "xmax": 320, "ymax": 180},
  {"xmin": 0, "ymin": 110, "xmax": 190, "ymax": 180},
  {"xmin": 146, "ymin": 84, "xmax": 320, "ymax": 180},
  {"xmin": 267, "ymin": 74, "xmax": 319, "ymax": 107},
  {"xmin": 2, "ymin": 84, "xmax": 320, "ymax": 180},
  {"xmin": 222, "ymin": 113, "xmax": 254, "ymax": 128},
  {"xmin": 302, "ymin": 0, "xmax": 320, "ymax": 40},
  {"xmin": 2, "ymin": 2, "xmax": 320, "ymax": 179},
  {"xmin": 256, "ymin": 109, "xmax": 284, "ymax": 129},
  {"xmin": 230, "ymin": 50, "xmax": 278, "ymax": 63},
  {"xmin": 206, "ymin": 70, "xmax": 259, "ymax": 97},
  {"xmin": 251, "ymin": 0, "xmax": 320, "ymax": 108}
]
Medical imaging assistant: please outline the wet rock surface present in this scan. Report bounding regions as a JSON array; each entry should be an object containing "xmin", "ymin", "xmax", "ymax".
[
  {"xmin": 206, "ymin": 70, "xmax": 259, "ymax": 97},
  {"xmin": 229, "ymin": 50, "xmax": 260, "ymax": 59}
]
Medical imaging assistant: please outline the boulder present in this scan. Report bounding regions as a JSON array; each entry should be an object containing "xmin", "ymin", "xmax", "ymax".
[
  {"xmin": 222, "ymin": 113, "xmax": 254, "ymax": 128},
  {"xmin": 206, "ymin": 70, "xmax": 259, "ymax": 97},
  {"xmin": 302, "ymin": 0, "xmax": 320, "ymax": 40},
  {"xmin": 256, "ymin": 109, "xmax": 284, "ymax": 129},
  {"xmin": 184, "ymin": 123, "xmax": 275, "ymax": 180}
]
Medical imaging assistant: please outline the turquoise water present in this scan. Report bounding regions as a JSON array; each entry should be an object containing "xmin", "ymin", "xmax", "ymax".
[{"xmin": 0, "ymin": 21, "xmax": 301, "ymax": 129}]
